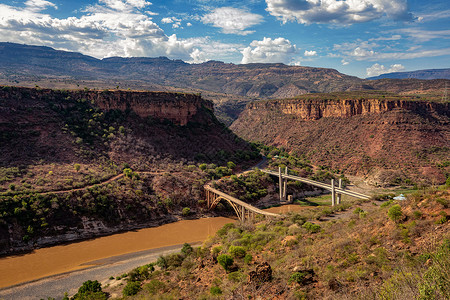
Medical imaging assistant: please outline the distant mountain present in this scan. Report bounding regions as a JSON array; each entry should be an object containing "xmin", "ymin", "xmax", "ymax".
[
  {"xmin": 1, "ymin": 42, "xmax": 448, "ymax": 124},
  {"xmin": 367, "ymin": 68, "xmax": 450, "ymax": 80}
]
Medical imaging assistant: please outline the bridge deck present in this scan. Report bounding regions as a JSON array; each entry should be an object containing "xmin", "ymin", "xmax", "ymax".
[
  {"xmin": 204, "ymin": 185, "xmax": 279, "ymax": 217},
  {"xmin": 261, "ymin": 170, "xmax": 370, "ymax": 200}
]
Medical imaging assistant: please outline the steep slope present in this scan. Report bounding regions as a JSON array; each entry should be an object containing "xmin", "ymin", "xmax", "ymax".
[
  {"xmin": 367, "ymin": 68, "xmax": 450, "ymax": 80},
  {"xmin": 0, "ymin": 86, "xmax": 258, "ymax": 254},
  {"xmin": 231, "ymin": 91, "xmax": 450, "ymax": 186}
]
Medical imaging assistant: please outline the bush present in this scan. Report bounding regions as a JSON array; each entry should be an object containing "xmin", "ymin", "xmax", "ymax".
[
  {"xmin": 229, "ymin": 246, "xmax": 246, "ymax": 258},
  {"xmin": 217, "ymin": 254, "xmax": 234, "ymax": 272},
  {"xmin": 144, "ymin": 279, "xmax": 165, "ymax": 295},
  {"xmin": 182, "ymin": 207, "xmax": 191, "ymax": 216},
  {"xmin": 302, "ymin": 222, "xmax": 321, "ymax": 233},
  {"xmin": 181, "ymin": 243, "xmax": 193, "ymax": 256},
  {"xmin": 244, "ymin": 254, "xmax": 253, "ymax": 264},
  {"xmin": 210, "ymin": 286, "xmax": 222, "ymax": 295},
  {"xmin": 72, "ymin": 280, "xmax": 106, "ymax": 300},
  {"xmin": 228, "ymin": 271, "xmax": 244, "ymax": 283},
  {"xmin": 123, "ymin": 281, "xmax": 141, "ymax": 296},
  {"xmin": 289, "ymin": 272, "xmax": 307, "ymax": 284},
  {"xmin": 388, "ymin": 204, "xmax": 403, "ymax": 223}
]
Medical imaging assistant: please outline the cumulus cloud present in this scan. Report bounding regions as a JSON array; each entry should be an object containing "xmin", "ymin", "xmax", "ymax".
[
  {"xmin": 201, "ymin": 7, "xmax": 263, "ymax": 35},
  {"xmin": 304, "ymin": 50, "xmax": 317, "ymax": 56},
  {"xmin": 265, "ymin": 0, "xmax": 412, "ymax": 24},
  {"xmin": 241, "ymin": 37, "xmax": 298, "ymax": 64},
  {"xmin": 366, "ymin": 63, "xmax": 405, "ymax": 77},
  {"xmin": 25, "ymin": 0, "xmax": 57, "ymax": 12},
  {"xmin": 0, "ymin": 0, "xmax": 201, "ymax": 60}
]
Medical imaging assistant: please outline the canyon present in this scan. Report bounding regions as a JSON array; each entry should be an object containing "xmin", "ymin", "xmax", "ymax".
[{"xmin": 231, "ymin": 91, "xmax": 450, "ymax": 186}]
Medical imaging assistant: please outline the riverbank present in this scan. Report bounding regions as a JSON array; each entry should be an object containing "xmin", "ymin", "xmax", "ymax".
[
  {"xmin": 0, "ymin": 243, "xmax": 202, "ymax": 300},
  {"xmin": 0, "ymin": 217, "xmax": 233, "ymax": 289}
]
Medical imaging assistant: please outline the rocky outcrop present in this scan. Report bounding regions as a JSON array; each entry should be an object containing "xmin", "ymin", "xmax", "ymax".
[
  {"xmin": 247, "ymin": 97, "xmax": 448, "ymax": 121},
  {"xmin": 0, "ymin": 87, "xmax": 212, "ymax": 126}
]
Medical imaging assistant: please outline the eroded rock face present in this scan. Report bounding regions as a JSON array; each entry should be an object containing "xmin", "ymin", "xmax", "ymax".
[
  {"xmin": 245, "ymin": 97, "xmax": 447, "ymax": 121},
  {"xmin": 0, "ymin": 87, "xmax": 213, "ymax": 126}
]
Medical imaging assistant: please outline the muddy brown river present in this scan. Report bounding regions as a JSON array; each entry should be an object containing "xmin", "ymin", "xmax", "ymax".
[{"xmin": 0, "ymin": 205, "xmax": 309, "ymax": 288}]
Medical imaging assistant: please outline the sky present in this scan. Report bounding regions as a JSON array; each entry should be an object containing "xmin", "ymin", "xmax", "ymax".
[{"xmin": 0, "ymin": 0, "xmax": 449, "ymax": 78}]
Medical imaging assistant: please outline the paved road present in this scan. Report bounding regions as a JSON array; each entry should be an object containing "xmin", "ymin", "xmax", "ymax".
[{"xmin": 0, "ymin": 242, "xmax": 200, "ymax": 300}]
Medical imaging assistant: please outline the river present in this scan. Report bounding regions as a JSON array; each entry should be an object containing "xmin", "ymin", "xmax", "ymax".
[{"xmin": 0, "ymin": 204, "xmax": 308, "ymax": 289}]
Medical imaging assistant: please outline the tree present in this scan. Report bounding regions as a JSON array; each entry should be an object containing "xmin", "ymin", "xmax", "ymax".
[
  {"xmin": 217, "ymin": 254, "xmax": 234, "ymax": 272},
  {"xmin": 74, "ymin": 164, "xmax": 81, "ymax": 172},
  {"xmin": 388, "ymin": 204, "xmax": 403, "ymax": 223},
  {"xmin": 227, "ymin": 161, "xmax": 236, "ymax": 170},
  {"xmin": 72, "ymin": 280, "xmax": 106, "ymax": 300}
]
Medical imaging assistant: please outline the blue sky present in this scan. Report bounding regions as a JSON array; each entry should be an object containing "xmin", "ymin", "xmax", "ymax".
[{"xmin": 0, "ymin": 0, "xmax": 449, "ymax": 78}]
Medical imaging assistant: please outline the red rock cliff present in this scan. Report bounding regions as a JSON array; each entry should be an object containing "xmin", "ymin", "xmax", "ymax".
[{"xmin": 0, "ymin": 87, "xmax": 213, "ymax": 126}]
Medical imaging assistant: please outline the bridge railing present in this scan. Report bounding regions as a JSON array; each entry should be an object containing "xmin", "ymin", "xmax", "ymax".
[
  {"xmin": 204, "ymin": 185, "xmax": 279, "ymax": 221},
  {"xmin": 261, "ymin": 168, "xmax": 371, "ymax": 204}
]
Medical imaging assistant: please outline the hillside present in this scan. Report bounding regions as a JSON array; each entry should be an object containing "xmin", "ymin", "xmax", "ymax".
[
  {"xmin": 95, "ymin": 185, "xmax": 450, "ymax": 299},
  {"xmin": 231, "ymin": 91, "xmax": 450, "ymax": 186},
  {"xmin": 0, "ymin": 86, "xmax": 259, "ymax": 254},
  {"xmin": 367, "ymin": 68, "xmax": 450, "ymax": 80},
  {"xmin": 1, "ymin": 42, "xmax": 449, "ymax": 124}
]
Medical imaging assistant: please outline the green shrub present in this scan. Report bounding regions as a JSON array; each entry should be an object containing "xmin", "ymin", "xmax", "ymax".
[
  {"xmin": 289, "ymin": 272, "xmax": 307, "ymax": 284},
  {"xmin": 228, "ymin": 271, "xmax": 244, "ymax": 283},
  {"xmin": 144, "ymin": 279, "xmax": 165, "ymax": 295},
  {"xmin": 388, "ymin": 204, "xmax": 403, "ymax": 223},
  {"xmin": 210, "ymin": 286, "xmax": 222, "ymax": 295},
  {"xmin": 302, "ymin": 222, "xmax": 321, "ymax": 233},
  {"xmin": 353, "ymin": 207, "xmax": 364, "ymax": 214},
  {"xmin": 128, "ymin": 264, "xmax": 153, "ymax": 282},
  {"xmin": 72, "ymin": 280, "xmax": 106, "ymax": 300},
  {"xmin": 182, "ymin": 207, "xmax": 191, "ymax": 216},
  {"xmin": 216, "ymin": 223, "xmax": 235, "ymax": 237},
  {"xmin": 181, "ymin": 243, "xmax": 193, "ymax": 256},
  {"xmin": 244, "ymin": 254, "xmax": 253, "ymax": 264},
  {"xmin": 229, "ymin": 246, "xmax": 246, "ymax": 258},
  {"xmin": 436, "ymin": 198, "xmax": 449, "ymax": 208},
  {"xmin": 217, "ymin": 254, "xmax": 234, "ymax": 272},
  {"xmin": 123, "ymin": 281, "xmax": 141, "ymax": 296}
]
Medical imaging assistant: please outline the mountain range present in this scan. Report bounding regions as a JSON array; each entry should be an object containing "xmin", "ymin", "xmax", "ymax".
[
  {"xmin": 1, "ymin": 42, "xmax": 448, "ymax": 124},
  {"xmin": 367, "ymin": 68, "xmax": 450, "ymax": 80}
]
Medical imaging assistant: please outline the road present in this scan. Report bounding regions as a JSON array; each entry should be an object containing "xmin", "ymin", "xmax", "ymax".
[{"xmin": 0, "ymin": 243, "xmax": 199, "ymax": 300}]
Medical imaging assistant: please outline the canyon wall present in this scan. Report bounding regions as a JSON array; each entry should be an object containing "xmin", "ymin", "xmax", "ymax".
[
  {"xmin": 247, "ymin": 98, "xmax": 448, "ymax": 121},
  {"xmin": 0, "ymin": 87, "xmax": 212, "ymax": 125},
  {"xmin": 231, "ymin": 94, "xmax": 450, "ymax": 186}
]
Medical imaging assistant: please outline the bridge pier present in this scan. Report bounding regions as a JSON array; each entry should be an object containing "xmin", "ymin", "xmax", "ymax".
[
  {"xmin": 331, "ymin": 179, "xmax": 335, "ymax": 206},
  {"xmin": 337, "ymin": 178, "xmax": 342, "ymax": 205},
  {"xmin": 279, "ymin": 167, "xmax": 289, "ymax": 203}
]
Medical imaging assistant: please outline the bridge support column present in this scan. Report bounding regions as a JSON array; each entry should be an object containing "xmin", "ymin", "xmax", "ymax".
[
  {"xmin": 279, "ymin": 167, "xmax": 284, "ymax": 203},
  {"xmin": 337, "ymin": 178, "xmax": 342, "ymax": 205},
  {"xmin": 283, "ymin": 167, "xmax": 288, "ymax": 201},
  {"xmin": 331, "ymin": 179, "xmax": 336, "ymax": 207}
]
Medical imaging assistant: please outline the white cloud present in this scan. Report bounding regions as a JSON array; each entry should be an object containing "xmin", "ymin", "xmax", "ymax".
[
  {"xmin": 0, "ymin": 0, "xmax": 197, "ymax": 60},
  {"xmin": 241, "ymin": 37, "xmax": 298, "ymax": 64},
  {"xmin": 265, "ymin": 0, "xmax": 412, "ymax": 24},
  {"xmin": 161, "ymin": 16, "xmax": 181, "ymax": 28},
  {"xmin": 304, "ymin": 50, "xmax": 317, "ymax": 56},
  {"xmin": 25, "ymin": 0, "xmax": 57, "ymax": 12},
  {"xmin": 161, "ymin": 17, "xmax": 173, "ymax": 24},
  {"xmin": 366, "ymin": 63, "xmax": 405, "ymax": 77},
  {"xmin": 201, "ymin": 7, "xmax": 263, "ymax": 35},
  {"xmin": 341, "ymin": 59, "xmax": 349, "ymax": 65},
  {"xmin": 395, "ymin": 28, "xmax": 450, "ymax": 42}
]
